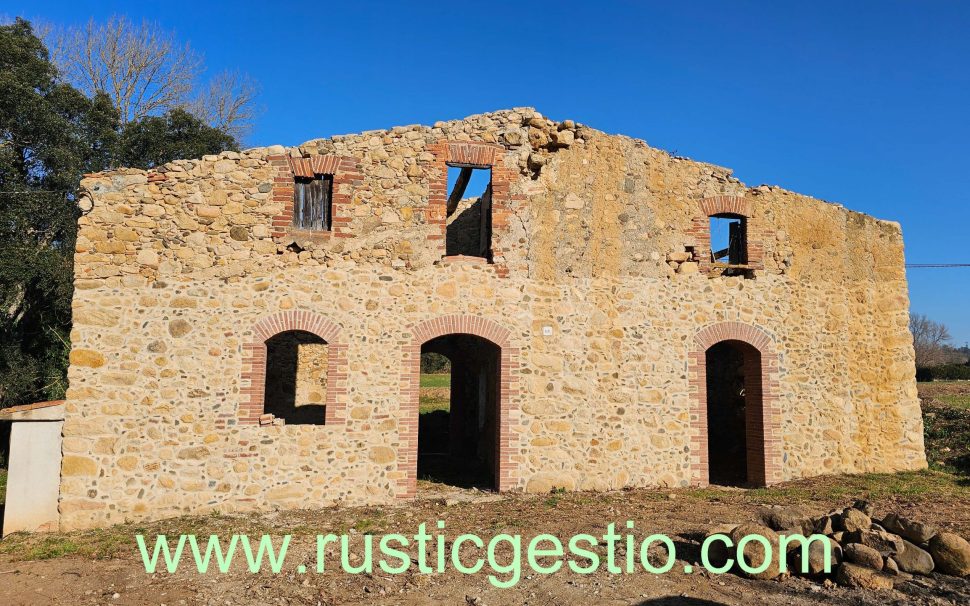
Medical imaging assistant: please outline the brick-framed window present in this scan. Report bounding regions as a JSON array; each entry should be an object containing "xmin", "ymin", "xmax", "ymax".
[
  {"xmin": 268, "ymin": 154, "xmax": 361, "ymax": 241},
  {"xmin": 293, "ymin": 174, "xmax": 333, "ymax": 231},
  {"xmin": 239, "ymin": 311, "xmax": 347, "ymax": 426},
  {"xmin": 396, "ymin": 314, "xmax": 521, "ymax": 497},
  {"xmin": 427, "ymin": 142, "xmax": 520, "ymax": 277},
  {"xmin": 688, "ymin": 195, "xmax": 764, "ymax": 276},
  {"xmin": 687, "ymin": 322, "xmax": 782, "ymax": 487}
]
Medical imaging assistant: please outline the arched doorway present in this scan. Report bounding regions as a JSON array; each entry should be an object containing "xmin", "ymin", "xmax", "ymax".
[
  {"xmin": 687, "ymin": 322, "xmax": 784, "ymax": 486},
  {"xmin": 705, "ymin": 339, "xmax": 765, "ymax": 486},
  {"xmin": 399, "ymin": 315, "xmax": 520, "ymax": 498},
  {"xmin": 418, "ymin": 334, "xmax": 500, "ymax": 489}
]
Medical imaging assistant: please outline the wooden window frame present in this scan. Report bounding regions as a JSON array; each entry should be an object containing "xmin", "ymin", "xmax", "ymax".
[
  {"xmin": 293, "ymin": 174, "xmax": 334, "ymax": 231},
  {"xmin": 268, "ymin": 154, "xmax": 361, "ymax": 242}
]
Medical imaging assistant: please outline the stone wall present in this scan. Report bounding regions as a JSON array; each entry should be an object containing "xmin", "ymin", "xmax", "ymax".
[{"xmin": 60, "ymin": 108, "xmax": 926, "ymax": 530}]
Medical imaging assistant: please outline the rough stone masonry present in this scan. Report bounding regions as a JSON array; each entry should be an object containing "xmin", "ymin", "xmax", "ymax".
[{"xmin": 60, "ymin": 108, "xmax": 926, "ymax": 530}]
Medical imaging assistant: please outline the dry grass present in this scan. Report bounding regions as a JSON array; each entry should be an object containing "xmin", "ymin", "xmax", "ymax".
[
  {"xmin": 0, "ymin": 468, "xmax": 965, "ymax": 564},
  {"xmin": 1, "ymin": 380, "xmax": 967, "ymax": 568},
  {"xmin": 419, "ymin": 372, "xmax": 450, "ymax": 414},
  {"xmin": 919, "ymin": 381, "xmax": 970, "ymax": 478}
]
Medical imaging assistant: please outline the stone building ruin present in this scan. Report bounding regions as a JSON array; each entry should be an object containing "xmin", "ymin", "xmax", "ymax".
[{"xmin": 54, "ymin": 108, "xmax": 926, "ymax": 531}]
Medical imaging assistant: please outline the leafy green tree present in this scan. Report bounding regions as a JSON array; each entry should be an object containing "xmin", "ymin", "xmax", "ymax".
[
  {"xmin": 0, "ymin": 18, "xmax": 239, "ymax": 406},
  {"xmin": 0, "ymin": 18, "xmax": 118, "ymax": 405},
  {"xmin": 119, "ymin": 107, "xmax": 236, "ymax": 169}
]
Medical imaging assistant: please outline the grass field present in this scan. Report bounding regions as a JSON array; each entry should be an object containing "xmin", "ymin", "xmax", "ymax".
[
  {"xmin": 420, "ymin": 373, "xmax": 450, "ymax": 388},
  {"xmin": 919, "ymin": 380, "xmax": 970, "ymax": 477},
  {"xmin": 419, "ymin": 372, "xmax": 450, "ymax": 414},
  {"xmin": 937, "ymin": 393, "xmax": 970, "ymax": 409}
]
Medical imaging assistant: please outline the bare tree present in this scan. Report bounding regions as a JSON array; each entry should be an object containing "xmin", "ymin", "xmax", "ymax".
[
  {"xmin": 189, "ymin": 70, "xmax": 260, "ymax": 140},
  {"xmin": 51, "ymin": 16, "xmax": 202, "ymax": 123},
  {"xmin": 910, "ymin": 313, "xmax": 953, "ymax": 368}
]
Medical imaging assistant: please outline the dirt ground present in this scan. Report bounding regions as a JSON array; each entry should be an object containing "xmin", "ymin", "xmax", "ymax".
[{"xmin": 1, "ymin": 383, "xmax": 969, "ymax": 605}]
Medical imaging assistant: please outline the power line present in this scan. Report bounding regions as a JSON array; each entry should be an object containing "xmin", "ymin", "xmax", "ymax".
[
  {"xmin": 906, "ymin": 264, "xmax": 970, "ymax": 268},
  {"xmin": 0, "ymin": 190, "xmax": 70, "ymax": 195}
]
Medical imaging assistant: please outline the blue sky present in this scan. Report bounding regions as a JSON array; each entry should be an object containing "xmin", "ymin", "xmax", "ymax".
[{"xmin": 8, "ymin": 1, "xmax": 970, "ymax": 345}]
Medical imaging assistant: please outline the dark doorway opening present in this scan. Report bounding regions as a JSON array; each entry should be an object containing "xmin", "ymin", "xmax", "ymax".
[
  {"xmin": 418, "ymin": 334, "xmax": 500, "ymax": 489},
  {"xmin": 445, "ymin": 165, "xmax": 492, "ymax": 259},
  {"xmin": 705, "ymin": 340, "xmax": 764, "ymax": 486},
  {"xmin": 263, "ymin": 330, "xmax": 328, "ymax": 425}
]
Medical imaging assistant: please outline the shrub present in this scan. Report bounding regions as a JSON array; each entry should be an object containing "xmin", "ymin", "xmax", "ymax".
[
  {"xmin": 917, "ymin": 364, "xmax": 970, "ymax": 382},
  {"xmin": 420, "ymin": 352, "xmax": 451, "ymax": 374}
]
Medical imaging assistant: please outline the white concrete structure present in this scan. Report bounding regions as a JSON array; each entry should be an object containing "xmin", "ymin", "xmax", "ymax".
[{"xmin": 1, "ymin": 401, "xmax": 64, "ymax": 536}]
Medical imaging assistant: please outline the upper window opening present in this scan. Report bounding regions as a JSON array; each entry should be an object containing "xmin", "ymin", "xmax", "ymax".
[
  {"xmin": 264, "ymin": 330, "xmax": 328, "ymax": 425},
  {"xmin": 445, "ymin": 165, "xmax": 492, "ymax": 259},
  {"xmin": 709, "ymin": 214, "xmax": 747, "ymax": 266},
  {"xmin": 293, "ymin": 175, "xmax": 333, "ymax": 231}
]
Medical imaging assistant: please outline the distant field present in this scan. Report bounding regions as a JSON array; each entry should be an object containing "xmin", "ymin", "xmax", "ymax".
[
  {"xmin": 420, "ymin": 373, "xmax": 450, "ymax": 388},
  {"xmin": 419, "ymin": 373, "xmax": 450, "ymax": 414},
  {"xmin": 919, "ymin": 380, "xmax": 970, "ymax": 478},
  {"xmin": 937, "ymin": 393, "xmax": 970, "ymax": 409}
]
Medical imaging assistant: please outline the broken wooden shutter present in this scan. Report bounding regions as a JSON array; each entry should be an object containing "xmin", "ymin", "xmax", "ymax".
[
  {"xmin": 293, "ymin": 175, "xmax": 334, "ymax": 230},
  {"xmin": 728, "ymin": 220, "xmax": 745, "ymax": 265},
  {"xmin": 478, "ymin": 183, "xmax": 493, "ymax": 259}
]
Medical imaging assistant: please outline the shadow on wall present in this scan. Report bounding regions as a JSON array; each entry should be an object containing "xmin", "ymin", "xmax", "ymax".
[
  {"xmin": 263, "ymin": 330, "xmax": 328, "ymax": 425},
  {"xmin": 446, "ymin": 197, "xmax": 483, "ymax": 256}
]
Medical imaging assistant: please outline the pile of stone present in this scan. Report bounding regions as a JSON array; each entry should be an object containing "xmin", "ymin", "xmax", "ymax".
[
  {"xmin": 665, "ymin": 251, "xmax": 699, "ymax": 274},
  {"xmin": 706, "ymin": 500, "xmax": 970, "ymax": 590}
]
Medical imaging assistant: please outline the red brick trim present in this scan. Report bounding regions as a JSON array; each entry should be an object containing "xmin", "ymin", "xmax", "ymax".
[
  {"xmin": 688, "ymin": 195, "xmax": 764, "ymax": 273},
  {"xmin": 426, "ymin": 141, "xmax": 520, "ymax": 277},
  {"xmin": 0, "ymin": 399, "xmax": 66, "ymax": 421},
  {"xmin": 267, "ymin": 154, "xmax": 362, "ymax": 241},
  {"xmin": 688, "ymin": 322, "xmax": 782, "ymax": 487},
  {"xmin": 699, "ymin": 195, "xmax": 753, "ymax": 218},
  {"xmin": 238, "ymin": 311, "xmax": 347, "ymax": 426},
  {"xmin": 0, "ymin": 399, "xmax": 65, "ymax": 414},
  {"xmin": 397, "ymin": 314, "xmax": 521, "ymax": 497}
]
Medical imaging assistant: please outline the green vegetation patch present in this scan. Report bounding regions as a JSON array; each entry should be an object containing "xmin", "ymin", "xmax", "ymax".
[
  {"xmin": 419, "ymin": 373, "xmax": 451, "ymax": 414},
  {"xmin": 937, "ymin": 394, "xmax": 970, "ymax": 409},
  {"xmin": 420, "ymin": 373, "xmax": 451, "ymax": 388}
]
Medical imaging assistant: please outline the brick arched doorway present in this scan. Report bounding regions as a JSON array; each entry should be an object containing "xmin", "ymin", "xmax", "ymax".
[
  {"xmin": 398, "ymin": 315, "xmax": 520, "ymax": 497},
  {"xmin": 689, "ymin": 322, "xmax": 782, "ymax": 487}
]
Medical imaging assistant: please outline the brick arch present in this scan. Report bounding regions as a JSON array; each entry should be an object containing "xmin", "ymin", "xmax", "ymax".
[
  {"xmin": 688, "ymin": 321, "xmax": 782, "ymax": 486},
  {"xmin": 397, "ymin": 314, "xmax": 520, "ymax": 497},
  {"xmin": 699, "ymin": 195, "xmax": 752, "ymax": 218},
  {"xmin": 694, "ymin": 321, "xmax": 773, "ymax": 352},
  {"xmin": 239, "ymin": 311, "xmax": 347, "ymax": 425}
]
